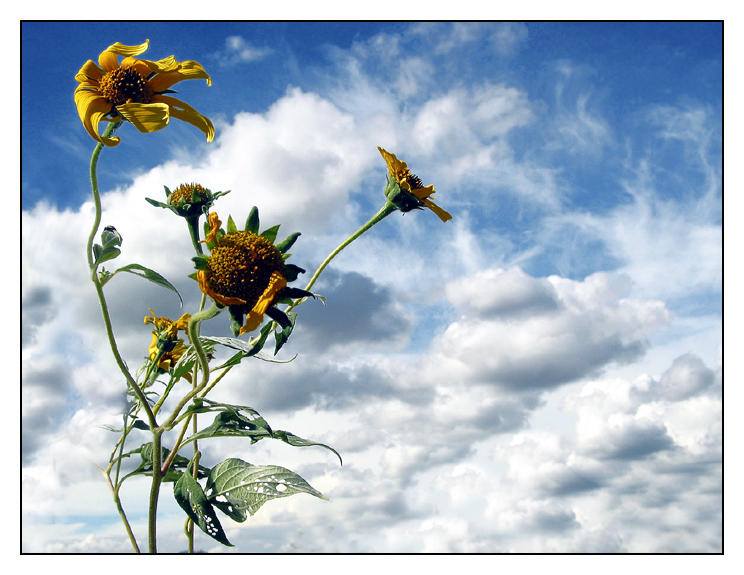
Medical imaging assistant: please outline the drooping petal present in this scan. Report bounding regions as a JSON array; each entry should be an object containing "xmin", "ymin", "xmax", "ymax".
[
  {"xmin": 422, "ymin": 199, "xmax": 453, "ymax": 222},
  {"xmin": 155, "ymin": 95, "xmax": 215, "ymax": 142},
  {"xmin": 197, "ymin": 270, "xmax": 247, "ymax": 306},
  {"xmin": 201, "ymin": 212, "xmax": 222, "ymax": 244},
  {"xmin": 148, "ymin": 61, "xmax": 213, "ymax": 92},
  {"xmin": 75, "ymin": 60, "xmax": 104, "ymax": 82},
  {"xmin": 238, "ymin": 272, "xmax": 287, "ymax": 336},
  {"xmin": 116, "ymin": 102, "xmax": 170, "ymax": 133},
  {"xmin": 74, "ymin": 90, "xmax": 119, "ymax": 146}
]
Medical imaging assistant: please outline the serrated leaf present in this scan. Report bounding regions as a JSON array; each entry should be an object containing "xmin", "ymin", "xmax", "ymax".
[
  {"xmin": 205, "ymin": 459, "xmax": 328, "ymax": 522},
  {"xmin": 246, "ymin": 206, "xmax": 260, "ymax": 234},
  {"xmin": 260, "ymin": 224, "xmax": 280, "ymax": 244},
  {"xmin": 174, "ymin": 470, "xmax": 233, "ymax": 546},
  {"xmin": 111, "ymin": 263, "xmax": 183, "ymax": 307}
]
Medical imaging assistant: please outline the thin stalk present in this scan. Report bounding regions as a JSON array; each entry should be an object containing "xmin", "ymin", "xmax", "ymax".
[{"xmin": 304, "ymin": 202, "xmax": 397, "ymax": 293}]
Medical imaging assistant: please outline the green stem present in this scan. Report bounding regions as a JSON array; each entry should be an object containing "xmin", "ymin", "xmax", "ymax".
[
  {"xmin": 158, "ymin": 304, "xmax": 221, "ymax": 435},
  {"xmin": 185, "ymin": 215, "xmax": 204, "ymax": 256},
  {"xmin": 97, "ymin": 466, "xmax": 140, "ymax": 553},
  {"xmin": 148, "ymin": 431, "xmax": 163, "ymax": 553},
  {"xmin": 304, "ymin": 201, "xmax": 397, "ymax": 293},
  {"xmin": 284, "ymin": 201, "xmax": 397, "ymax": 318}
]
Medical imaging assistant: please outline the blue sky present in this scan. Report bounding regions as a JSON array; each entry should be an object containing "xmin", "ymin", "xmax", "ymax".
[{"xmin": 22, "ymin": 21, "xmax": 722, "ymax": 554}]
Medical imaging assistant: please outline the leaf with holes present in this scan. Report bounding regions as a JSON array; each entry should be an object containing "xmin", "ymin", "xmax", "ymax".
[
  {"xmin": 174, "ymin": 470, "xmax": 233, "ymax": 546},
  {"xmin": 205, "ymin": 458, "xmax": 328, "ymax": 522}
]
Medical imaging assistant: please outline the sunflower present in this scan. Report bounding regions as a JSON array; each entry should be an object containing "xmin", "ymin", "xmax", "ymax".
[
  {"xmin": 194, "ymin": 210, "xmax": 313, "ymax": 337},
  {"xmin": 74, "ymin": 40, "xmax": 214, "ymax": 147},
  {"xmin": 144, "ymin": 310, "xmax": 192, "ymax": 376},
  {"xmin": 378, "ymin": 147, "xmax": 452, "ymax": 222}
]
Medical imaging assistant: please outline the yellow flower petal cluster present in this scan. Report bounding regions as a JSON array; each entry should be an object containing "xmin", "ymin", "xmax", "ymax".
[
  {"xmin": 75, "ymin": 40, "xmax": 214, "ymax": 147},
  {"xmin": 197, "ymin": 213, "xmax": 288, "ymax": 336},
  {"xmin": 378, "ymin": 147, "xmax": 452, "ymax": 222},
  {"xmin": 144, "ymin": 310, "xmax": 191, "ymax": 374}
]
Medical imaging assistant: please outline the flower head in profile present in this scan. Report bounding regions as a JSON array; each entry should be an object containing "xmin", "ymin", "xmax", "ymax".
[
  {"xmin": 146, "ymin": 183, "xmax": 230, "ymax": 219},
  {"xmin": 193, "ymin": 210, "xmax": 313, "ymax": 337},
  {"xmin": 144, "ymin": 310, "xmax": 192, "ymax": 378},
  {"xmin": 378, "ymin": 147, "xmax": 452, "ymax": 222},
  {"xmin": 75, "ymin": 40, "xmax": 214, "ymax": 147}
]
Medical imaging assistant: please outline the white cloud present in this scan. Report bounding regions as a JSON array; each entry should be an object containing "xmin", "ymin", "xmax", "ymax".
[
  {"xmin": 437, "ymin": 268, "xmax": 671, "ymax": 389},
  {"xmin": 22, "ymin": 23, "xmax": 721, "ymax": 553},
  {"xmin": 216, "ymin": 35, "xmax": 272, "ymax": 66}
]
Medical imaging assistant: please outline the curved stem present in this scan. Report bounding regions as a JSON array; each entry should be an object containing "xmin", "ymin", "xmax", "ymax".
[
  {"xmin": 285, "ymin": 201, "xmax": 397, "ymax": 317},
  {"xmin": 304, "ymin": 202, "xmax": 396, "ymax": 293}
]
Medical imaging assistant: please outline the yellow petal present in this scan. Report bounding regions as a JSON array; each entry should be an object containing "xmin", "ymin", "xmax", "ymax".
[
  {"xmin": 378, "ymin": 147, "xmax": 408, "ymax": 181},
  {"xmin": 74, "ymin": 90, "xmax": 119, "ymax": 146},
  {"xmin": 423, "ymin": 199, "xmax": 453, "ymax": 222},
  {"xmin": 75, "ymin": 60, "xmax": 104, "ymax": 82},
  {"xmin": 120, "ymin": 56, "xmax": 154, "ymax": 78},
  {"xmin": 98, "ymin": 40, "xmax": 149, "ymax": 72},
  {"xmin": 103, "ymin": 40, "xmax": 150, "ymax": 57},
  {"xmin": 144, "ymin": 55, "xmax": 180, "ymax": 73},
  {"xmin": 197, "ymin": 270, "xmax": 247, "ymax": 306},
  {"xmin": 238, "ymin": 272, "xmax": 287, "ymax": 337},
  {"xmin": 201, "ymin": 212, "xmax": 222, "ymax": 244},
  {"xmin": 155, "ymin": 95, "xmax": 214, "ymax": 142},
  {"xmin": 116, "ymin": 102, "xmax": 170, "ymax": 134}
]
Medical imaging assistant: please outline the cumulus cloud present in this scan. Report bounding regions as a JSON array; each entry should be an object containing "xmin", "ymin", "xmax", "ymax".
[
  {"xmin": 22, "ymin": 22, "xmax": 720, "ymax": 553},
  {"xmin": 437, "ymin": 268, "xmax": 670, "ymax": 389}
]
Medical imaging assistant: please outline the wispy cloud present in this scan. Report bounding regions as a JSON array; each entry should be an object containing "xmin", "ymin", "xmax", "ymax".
[{"xmin": 214, "ymin": 35, "xmax": 273, "ymax": 66}]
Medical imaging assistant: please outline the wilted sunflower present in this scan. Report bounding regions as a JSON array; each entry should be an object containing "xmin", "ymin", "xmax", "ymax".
[
  {"xmin": 378, "ymin": 147, "xmax": 452, "ymax": 222},
  {"xmin": 194, "ymin": 211, "xmax": 314, "ymax": 337},
  {"xmin": 144, "ymin": 310, "xmax": 191, "ymax": 377},
  {"xmin": 74, "ymin": 40, "xmax": 214, "ymax": 147}
]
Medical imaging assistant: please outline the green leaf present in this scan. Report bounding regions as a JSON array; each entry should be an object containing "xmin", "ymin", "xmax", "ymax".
[
  {"xmin": 174, "ymin": 469, "xmax": 233, "ymax": 546},
  {"xmin": 111, "ymin": 263, "xmax": 183, "ymax": 307},
  {"xmin": 186, "ymin": 410, "xmax": 273, "ymax": 444},
  {"xmin": 245, "ymin": 206, "xmax": 260, "ymax": 234},
  {"xmin": 92, "ymin": 226, "xmax": 123, "ymax": 267},
  {"xmin": 283, "ymin": 264, "xmax": 306, "ymax": 283},
  {"xmin": 272, "ymin": 430, "xmax": 342, "ymax": 465},
  {"xmin": 275, "ymin": 232, "xmax": 300, "ymax": 254},
  {"xmin": 226, "ymin": 215, "xmax": 238, "ymax": 234},
  {"xmin": 205, "ymin": 458, "xmax": 328, "ymax": 522},
  {"xmin": 260, "ymin": 224, "xmax": 280, "ymax": 244},
  {"xmin": 182, "ymin": 400, "xmax": 341, "ymax": 464},
  {"xmin": 131, "ymin": 419, "xmax": 150, "ymax": 431},
  {"xmin": 273, "ymin": 312, "xmax": 296, "ymax": 355},
  {"xmin": 145, "ymin": 197, "xmax": 169, "ymax": 209},
  {"xmin": 192, "ymin": 255, "xmax": 209, "ymax": 270},
  {"xmin": 202, "ymin": 328, "xmax": 272, "ymax": 358}
]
